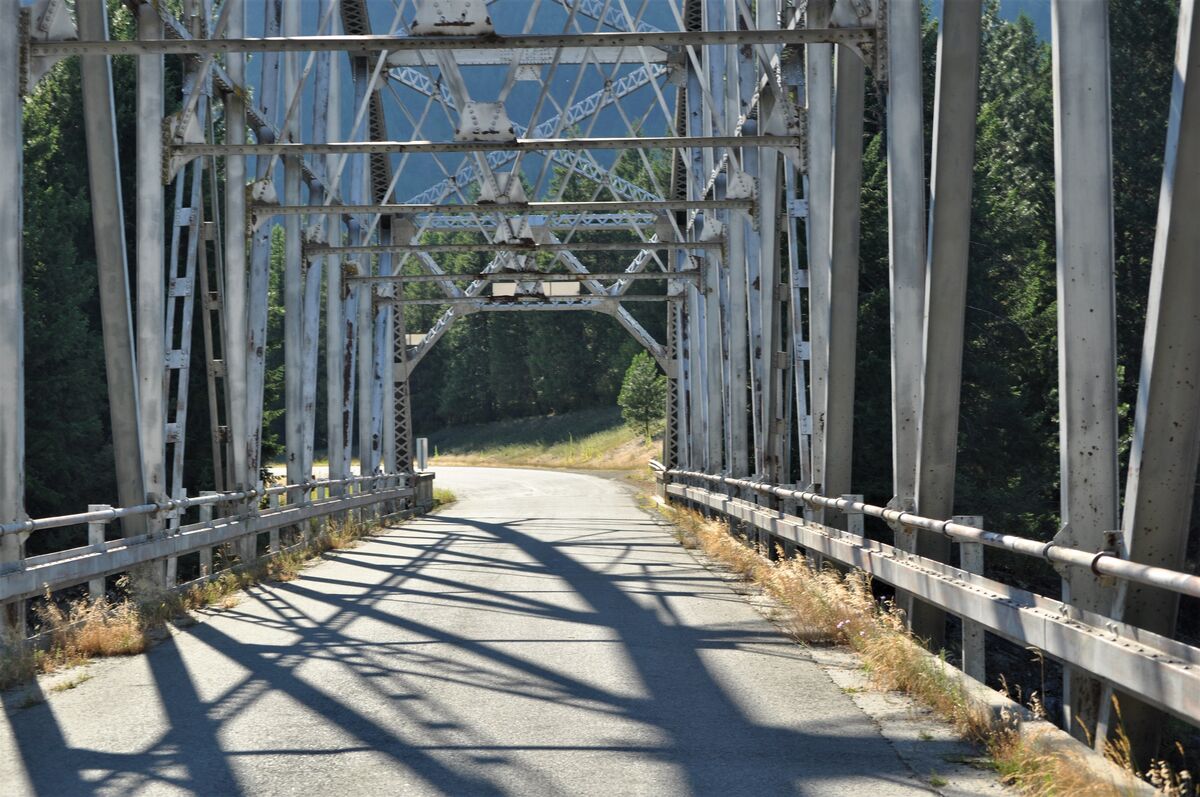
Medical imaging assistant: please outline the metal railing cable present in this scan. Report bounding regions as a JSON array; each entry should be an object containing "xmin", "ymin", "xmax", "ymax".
[
  {"xmin": 0, "ymin": 474, "xmax": 403, "ymax": 538},
  {"xmin": 665, "ymin": 469, "xmax": 1200, "ymax": 600}
]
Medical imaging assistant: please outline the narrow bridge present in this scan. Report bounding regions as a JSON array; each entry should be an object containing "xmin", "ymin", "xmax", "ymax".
[{"xmin": 0, "ymin": 0, "xmax": 1198, "ymax": 794}]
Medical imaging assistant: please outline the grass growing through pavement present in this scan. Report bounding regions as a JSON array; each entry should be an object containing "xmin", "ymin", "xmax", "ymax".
[
  {"xmin": 428, "ymin": 407, "xmax": 660, "ymax": 470},
  {"xmin": 659, "ymin": 502, "xmax": 1193, "ymax": 796}
]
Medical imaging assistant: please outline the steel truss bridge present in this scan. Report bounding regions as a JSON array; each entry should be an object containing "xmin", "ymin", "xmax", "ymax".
[{"xmin": 0, "ymin": 0, "xmax": 1198, "ymax": 775}]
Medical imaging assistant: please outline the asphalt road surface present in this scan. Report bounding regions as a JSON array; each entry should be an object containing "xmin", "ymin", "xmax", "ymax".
[{"xmin": 0, "ymin": 466, "xmax": 944, "ymax": 796}]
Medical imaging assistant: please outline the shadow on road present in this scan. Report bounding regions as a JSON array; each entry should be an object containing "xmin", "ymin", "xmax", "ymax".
[{"xmin": 2, "ymin": 507, "xmax": 942, "ymax": 795}]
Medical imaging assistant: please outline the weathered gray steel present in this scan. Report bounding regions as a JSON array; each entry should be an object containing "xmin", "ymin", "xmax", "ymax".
[
  {"xmin": 136, "ymin": 5, "xmax": 167, "ymax": 520},
  {"xmin": 31, "ymin": 27, "xmax": 875, "ymax": 56},
  {"xmin": 1103, "ymin": 0, "xmax": 1200, "ymax": 754},
  {"xmin": 76, "ymin": 1, "xmax": 152, "ymax": 550},
  {"xmin": 283, "ymin": 1, "xmax": 305, "ymax": 509},
  {"xmin": 885, "ymin": 0, "xmax": 926, "ymax": 517},
  {"xmin": 804, "ymin": 0, "xmax": 834, "ymax": 511},
  {"xmin": 1050, "ymin": 0, "xmax": 1121, "ymax": 745},
  {"xmin": 253, "ymin": 199, "xmax": 754, "ymax": 216},
  {"xmin": 907, "ymin": 0, "xmax": 982, "ymax": 646},
  {"xmin": 352, "ymin": 271, "xmax": 698, "ymax": 283},
  {"xmin": 0, "ymin": 0, "xmax": 24, "ymax": 634},
  {"xmin": 223, "ymin": 0, "xmax": 251, "ymax": 499},
  {"xmin": 244, "ymin": 0, "xmax": 282, "ymax": 491},
  {"xmin": 174, "ymin": 134, "xmax": 803, "ymax": 159},
  {"xmin": 821, "ymin": 46, "xmax": 864, "ymax": 527}
]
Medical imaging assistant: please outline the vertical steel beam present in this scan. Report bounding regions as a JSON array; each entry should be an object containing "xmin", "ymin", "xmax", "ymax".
[
  {"xmin": 136, "ymin": 4, "xmax": 166, "ymax": 522},
  {"xmin": 755, "ymin": 0, "xmax": 785, "ymax": 486},
  {"xmin": 325, "ymin": 8, "xmax": 346, "ymax": 490},
  {"xmin": 340, "ymin": 57, "xmax": 368, "ymax": 482},
  {"xmin": 784, "ymin": 167, "xmax": 812, "ymax": 488},
  {"xmin": 246, "ymin": 1, "xmax": 282, "ymax": 488},
  {"xmin": 1049, "ymin": 0, "xmax": 1121, "ymax": 743},
  {"xmin": 0, "ymin": 0, "xmax": 25, "ymax": 634},
  {"xmin": 283, "ymin": 1, "xmax": 304, "ymax": 501},
  {"xmin": 302, "ymin": 4, "xmax": 334, "ymax": 483},
  {"xmin": 370, "ymin": 229, "xmax": 393, "ymax": 473},
  {"xmin": 804, "ymin": 1, "xmax": 834, "ymax": 507},
  {"xmin": 1100, "ymin": 0, "xmax": 1200, "ymax": 759},
  {"xmin": 391, "ymin": 222, "xmax": 413, "ymax": 475},
  {"xmin": 708, "ymin": 0, "xmax": 745, "ymax": 478},
  {"xmin": 886, "ymin": 0, "xmax": 927, "ymax": 516},
  {"xmin": 821, "ymin": 46, "xmax": 865, "ymax": 525},
  {"xmin": 909, "ymin": 0, "xmax": 982, "ymax": 646},
  {"xmin": 223, "ymin": 0, "xmax": 250, "ymax": 494},
  {"xmin": 357, "ymin": 242, "xmax": 375, "ymax": 475},
  {"xmin": 76, "ymin": 0, "xmax": 150, "ymax": 542}
]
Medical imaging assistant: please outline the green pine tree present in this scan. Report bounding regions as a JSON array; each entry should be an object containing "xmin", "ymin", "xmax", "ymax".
[{"xmin": 618, "ymin": 352, "xmax": 666, "ymax": 442}]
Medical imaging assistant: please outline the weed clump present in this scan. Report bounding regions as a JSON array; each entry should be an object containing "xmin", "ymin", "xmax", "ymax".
[{"xmin": 0, "ymin": 514, "xmax": 380, "ymax": 692}]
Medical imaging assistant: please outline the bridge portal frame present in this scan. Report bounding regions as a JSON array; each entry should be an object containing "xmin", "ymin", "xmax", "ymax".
[{"xmin": 2, "ymin": 0, "xmax": 1198, "ymax": 765}]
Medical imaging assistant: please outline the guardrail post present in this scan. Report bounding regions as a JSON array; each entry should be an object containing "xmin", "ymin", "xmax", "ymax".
[
  {"xmin": 840, "ymin": 494, "xmax": 864, "ymax": 536},
  {"xmin": 87, "ymin": 505, "xmax": 111, "ymax": 600},
  {"xmin": 953, "ymin": 515, "xmax": 986, "ymax": 683},
  {"xmin": 267, "ymin": 491, "xmax": 280, "ymax": 552},
  {"xmin": 199, "ymin": 491, "xmax": 216, "ymax": 577}
]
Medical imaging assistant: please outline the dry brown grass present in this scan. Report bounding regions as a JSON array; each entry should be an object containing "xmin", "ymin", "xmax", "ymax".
[
  {"xmin": 659, "ymin": 502, "xmax": 1192, "ymax": 797},
  {"xmin": 0, "ymin": 514, "xmax": 383, "ymax": 693}
]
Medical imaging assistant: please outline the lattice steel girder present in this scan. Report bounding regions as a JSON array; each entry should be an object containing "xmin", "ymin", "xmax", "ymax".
[
  {"xmin": 252, "ymin": 199, "xmax": 754, "ymax": 216},
  {"xmin": 306, "ymin": 241, "xmax": 723, "ymax": 257},
  {"xmin": 380, "ymin": 296, "xmax": 676, "ymax": 307},
  {"xmin": 176, "ymin": 135, "xmax": 802, "ymax": 157},
  {"xmin": 383, "ymin": 47, "xmax": 668, "ymax": 65},
  {"xmin": 31, "ymin": 28, "xmax": 875, "ymax": 57},
  {"xmin": 350, "ymin": 271, "xmax": 699, "ymax": 283}
]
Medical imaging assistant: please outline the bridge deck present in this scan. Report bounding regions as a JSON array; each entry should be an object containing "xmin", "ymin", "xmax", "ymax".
[{"xmin": 3, "ymin": 467, "xmax": 950, "ymax": 795}]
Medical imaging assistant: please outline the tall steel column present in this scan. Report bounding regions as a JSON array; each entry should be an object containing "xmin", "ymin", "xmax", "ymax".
[
  {"xmin": 357, "ymin": 235, "xmax": 375, "ymax": 475},
  {"xmin": 135, "ymin": 4, "xmax": 166, "ymax": 523},
  {"xmin": 0, "ymin": 0, "xmax": 26, "ymax": 634},
  {"xmin": 804, "ymin": 1, "xmax": 833, "ymax": 505},
  {"xmin": 369, "ymin": 228, "xmax": 393, "ymax": 473},
  {"xmin": 339, "ymin": 57, "xmax": 368, "ymax": 482},
  {"xmin": 886, "ymin": 0, "xmax": 927, "ymax": 516},
  {"xmin": 909, "ymin": 0, "xmax": 982, "ymax": 646},
  {"xmin": 755, "ymin": 0, "xmax": 786, "ymax": 486},
  {"xmin": 713, "ymin": 0, "xmax": 748, "ymax": 478},
  {"xmin": 76, "ymin": 1, "xmax": 150, "ymax": 542},
  {"xmin": 302, "ymin": 7, "xmax": 334, "ymax": 483},
  {"xmin": 283, "ymin": 1, "xmax": 305, "ymax": 499},
  {"xmin": 325, "ymin": 8, "xmax": 346, "ymax": 491},
  {"xmin": 223, "ymin": 0, "xmax": 251, "ymax": 495},
  {"xmin": 1100, "ymin": 0, "xmax": 1200, "ymax": 760},
  {"xmin": 821, "ymin": 45, "xmax": 865, "ymax": 525},
  {"xmin": 391, "ymin": 223, "xmax": 414, "ymax": 474},
  {"xmin": 1050, "ymin": 0, "xmax": 1121, "ymax": 743},
  {"xmin": 246, "ymin": 1, "xmax": 282, "ymax": 489}
]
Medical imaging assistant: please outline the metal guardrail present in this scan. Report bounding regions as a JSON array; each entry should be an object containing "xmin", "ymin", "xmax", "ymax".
[
  {"xmin": 658, "ymin": 469, "xmax": 1200, "ymax": 728},
  {"xmin": 668, "ymin": 469, "xmax": 1200, "ymax": 600},
  {"xmin": 0, "ymin": 472, "xmax": 436, "ymax": 608}
]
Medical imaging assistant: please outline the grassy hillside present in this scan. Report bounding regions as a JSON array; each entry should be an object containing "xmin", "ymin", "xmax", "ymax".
[{"xmin": 427, "ymin": 407, "xmax": 660, "ymax": 470}]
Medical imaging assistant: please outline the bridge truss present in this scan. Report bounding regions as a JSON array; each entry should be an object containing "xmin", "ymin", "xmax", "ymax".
[{"xmin": 0, "ymin": 0, "xmax": 1199, "ymax": 765}]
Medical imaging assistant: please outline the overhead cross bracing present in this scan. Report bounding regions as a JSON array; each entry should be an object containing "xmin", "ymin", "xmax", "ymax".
[
  {"xmin": 0, "ymin": 0, "xmax": 818, "ymax": 616},
  {"xmin": 3, "ymin": 0, "xmax": 1200, "ymax": 779}
]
